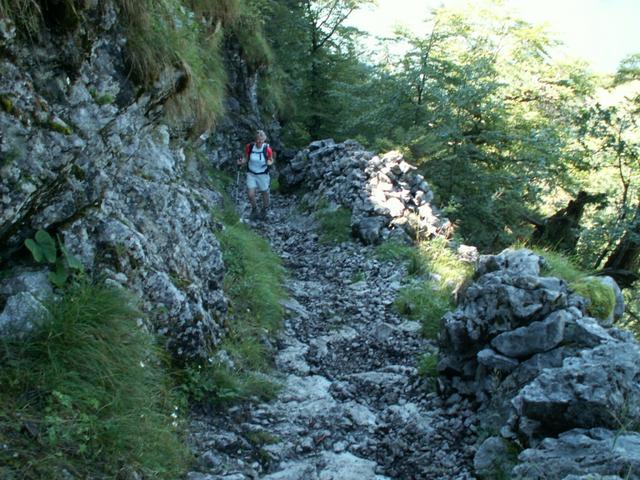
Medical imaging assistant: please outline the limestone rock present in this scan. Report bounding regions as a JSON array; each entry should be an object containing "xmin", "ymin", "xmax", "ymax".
[
  {"xmin": 512, "ymin": 342, "xmax": 640, "ymax": 439},
  {"xmin": 513, "ymin": 429, "xmax": 640, "ymax": 480}
]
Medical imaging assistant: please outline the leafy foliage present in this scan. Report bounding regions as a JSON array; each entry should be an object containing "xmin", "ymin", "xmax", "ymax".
[{"xmin": 24, "ymin": 230, "xmax": 83, "ymax": 288}]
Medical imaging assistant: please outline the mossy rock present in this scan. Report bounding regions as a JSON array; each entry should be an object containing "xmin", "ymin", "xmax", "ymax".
[
  {"xmin": 0, "ymin": 95, "xmax": 15, "ymax": 114},
  {"xmin": 570, "ymin": 278, "xmax": 616, "ymax": 321}
]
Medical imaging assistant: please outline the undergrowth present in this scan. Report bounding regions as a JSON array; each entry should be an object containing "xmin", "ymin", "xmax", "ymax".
[
  {"xmin": 0, "ymin": 283, "xmax": 189, "ymax": 479},
  {"xmin": 2, "ymin": 0, "xmax": 278, "ymax": 133},
  {"xmin": 117, "ymin": 0, "xmax": 275, "ymax": 133}
]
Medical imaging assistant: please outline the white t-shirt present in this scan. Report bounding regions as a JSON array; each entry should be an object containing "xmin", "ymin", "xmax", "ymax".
[{"xmin": 248, "ymin": 144, "xmax": 268, "ymax": 173}]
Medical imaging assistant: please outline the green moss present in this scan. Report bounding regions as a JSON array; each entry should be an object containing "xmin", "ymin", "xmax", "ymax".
[
  {"xmin": 89, "ymin": 89, "xmax": 115, "ymax": 105},
  {"xmin": 570, "ymin": 278, "xmax": 616, "ymax": 320},
  {"xmin": 246, "ymin": 430, "xmax": 280, "ymax": 447},
  {"xmin": 0, "ymin": 283, "xmax": 190, "ymax": 479},
  {"xmin": 49, "ymin": 119, "xmax": 72, "ymax": 135},
  {"xmin": 0, "ymin": 94, "xmax": 15, "ymax": 114},
  {"xmin": 1, "ymin": 147, "xmax": 22, "ymax": 168}
]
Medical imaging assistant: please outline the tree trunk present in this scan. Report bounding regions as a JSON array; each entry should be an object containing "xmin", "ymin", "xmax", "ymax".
[
  {"xmin": 530, "ymin": 191, "xmax": 604, "ymax": 253},
  {"xmin": 601, "ymin": 205, "xmax": 640, "ymax": 288}
]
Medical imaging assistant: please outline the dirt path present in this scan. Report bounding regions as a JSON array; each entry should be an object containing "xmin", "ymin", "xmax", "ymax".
[{"xmin": 187, "ymin": 193, "xmax": 477, "ymax": 480}]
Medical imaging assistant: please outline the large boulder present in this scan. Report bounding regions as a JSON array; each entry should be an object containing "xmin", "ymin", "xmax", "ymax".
[
  {"xmin": 435, "ymin": 249, "xmax": 637, "ymax": 479},
  {"xmin": 510, "ymin": 341, "xmax": 640, "ymax": 441},
  {"xmin": 513, "ymin": 429, "xmax": 640, "ymax": 480}
]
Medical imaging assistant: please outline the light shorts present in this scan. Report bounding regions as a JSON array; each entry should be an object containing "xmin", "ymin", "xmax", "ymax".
[{"xmin": 246, "ymin": 172, "xmax": 270, "ymax": 192}]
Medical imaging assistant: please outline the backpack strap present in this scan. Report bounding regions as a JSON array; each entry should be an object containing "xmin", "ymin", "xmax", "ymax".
[{"xmin": 247, "ymin": 143, "xmax": 270, "ymax": 174}]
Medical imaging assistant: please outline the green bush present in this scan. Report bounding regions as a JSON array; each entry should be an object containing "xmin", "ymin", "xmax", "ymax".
[{"xmin": 0, "ymin": 283, "xmax": 189, "ymax": 479}]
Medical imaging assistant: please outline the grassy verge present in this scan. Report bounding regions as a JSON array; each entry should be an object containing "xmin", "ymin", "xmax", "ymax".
[
  {"xmin": 382, "ymin": 237, "xmax": 473, "ymax": 339},
  {"xmin": 0, "ymin": 283, "xmax": 190, "ymax": 479},
  {"xmin": 175, "ymin": 185, "xmax": 285, "ymax": 405},
  {"xmin": 532, "ymin": 247, "xmax": 616, "ymax": 322}
]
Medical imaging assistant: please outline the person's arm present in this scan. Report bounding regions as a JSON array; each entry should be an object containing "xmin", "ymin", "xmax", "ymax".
[{"xmin": 266, "ymin": 145, "xmax": 274, "ymax": 165}]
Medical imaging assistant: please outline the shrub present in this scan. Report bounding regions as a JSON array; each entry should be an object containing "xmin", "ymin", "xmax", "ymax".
[{"xmin": 0, "ymin": 283, "xmax": 189, "ymax": 479}]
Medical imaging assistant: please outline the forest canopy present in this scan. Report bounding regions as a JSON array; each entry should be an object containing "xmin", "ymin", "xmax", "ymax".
[{"xmin": 261, "ymin": 0, "xmax": 639, "ymax": 300}]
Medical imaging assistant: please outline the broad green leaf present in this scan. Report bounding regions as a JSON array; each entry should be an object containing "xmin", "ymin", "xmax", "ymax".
[
  {"xmin": 25, "ymin": 238, "xmax": 44, "ymax": 263},
  {"xmin": 48, "ymin": 259, "xmax": 68, "ymax": 288},
  {"xmin": 35, "ymin": 230, "xmax": 57, "ymax": 263},
  {"xmin": 48, "ymin": 270, "xmax": 68, "ymax": 289}
]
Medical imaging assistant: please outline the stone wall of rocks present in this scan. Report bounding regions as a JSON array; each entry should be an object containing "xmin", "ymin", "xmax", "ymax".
[
  {"xmin": 0, "ymin": 4, "xmax": 264, "ymax": 360},
  {"xmin": 437, "ymin": 249, "xmax": 639, "ymax": 479},
  {"xmin": 280, "ymin": 139, "xmax": 452, "ymax": 245}
]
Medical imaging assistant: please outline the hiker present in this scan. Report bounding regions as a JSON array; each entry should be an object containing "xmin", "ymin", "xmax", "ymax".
[{"xmin": 238, "ymin": 130, "xmax": 274, "ymax": 219}]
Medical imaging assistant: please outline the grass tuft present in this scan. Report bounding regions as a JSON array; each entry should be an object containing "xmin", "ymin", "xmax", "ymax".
[
  {"xmin": 0, "ymin": 283, "xmax": 189, "ymax": 479},
  {"xmin": 395, "ymin": 283, "xmax": 452, "ymax": 339},
  {"xmin": 385, "ymin": 237, "xmax": 473, "ymax": 338},
  {"xmin": 533, "ymin": 247, "xmax": 588, "ymax": 283},
  {"xmin": 316, "ymin": 206, "xmax": 353, "ymax": 243},
  {"xmin": 571, "ymin": 278, "xmax": 616, "ymax": 321},
  {"xmin": 532, "ymin": 247, "xmax": 616, "ymax": 321}
]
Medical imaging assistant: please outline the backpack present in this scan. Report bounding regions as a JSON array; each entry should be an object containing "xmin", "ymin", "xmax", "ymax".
[{"xmin": 247, "ymin": 143, "xmax": 270, "ymax": 175}]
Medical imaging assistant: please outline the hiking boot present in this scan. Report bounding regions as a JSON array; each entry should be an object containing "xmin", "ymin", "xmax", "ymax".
[
  {"xmin": 260, "ymin": 207, "xmax": 269, "ymax": 220},
  {"xmin": 250, "ymin": 207, "xmax": 259, "ymax": 220}
]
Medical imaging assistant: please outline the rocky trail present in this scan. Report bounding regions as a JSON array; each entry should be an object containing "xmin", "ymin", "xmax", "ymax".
[{"xmin": 187, "ymin": 192, "xmax": 478, "ymax": 480}]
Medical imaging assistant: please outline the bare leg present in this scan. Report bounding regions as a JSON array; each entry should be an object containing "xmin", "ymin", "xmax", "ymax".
[
  {"xmin": 247, "ymin": 188, "xmax": 258, "ymax": 210},
  {"xmin": 261, "ymin": 190, "xmax": 270, "ymax": 210}
]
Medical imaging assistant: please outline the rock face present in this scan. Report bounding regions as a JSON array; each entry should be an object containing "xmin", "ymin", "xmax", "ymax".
[
  {"xmin": 0, "ymin": 3, "xmax": 262, "ymax": 359},
  {"xmin": 438, "ymin": 249, "xmax": 640, "ymax": 479},
  {"xmin": 279, "ymin": 139, "xmax": 453, "ymax": 245}
]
